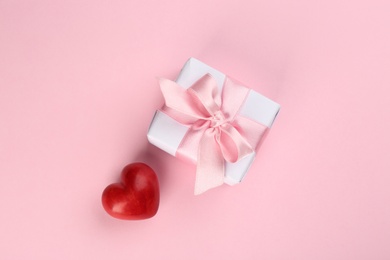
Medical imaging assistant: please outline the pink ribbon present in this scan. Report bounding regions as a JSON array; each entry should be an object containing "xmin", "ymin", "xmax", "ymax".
[{"xmin": 159, "ymin": 74, "xmax": 267, "ymax": 194}]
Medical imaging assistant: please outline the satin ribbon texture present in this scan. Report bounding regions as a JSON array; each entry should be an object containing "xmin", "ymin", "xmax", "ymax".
[{"xmin": 159, "ymin": 74, "xmax": 267, "ymax": 194}]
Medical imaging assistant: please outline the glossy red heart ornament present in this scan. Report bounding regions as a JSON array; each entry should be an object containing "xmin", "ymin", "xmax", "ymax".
[{"xmin": 102, "ymin": 162, "xmax": 160, "ymax": 220}]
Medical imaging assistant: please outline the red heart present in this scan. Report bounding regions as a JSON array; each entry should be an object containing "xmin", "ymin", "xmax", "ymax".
[{"xmin": 102, "ymin": 162, "xmax": 160, "ymax": 220}]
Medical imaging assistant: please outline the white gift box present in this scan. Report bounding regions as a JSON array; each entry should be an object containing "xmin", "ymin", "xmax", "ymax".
[{"xmin": 147, "ymin": 58, "xmax": 280, "ymax": 185}]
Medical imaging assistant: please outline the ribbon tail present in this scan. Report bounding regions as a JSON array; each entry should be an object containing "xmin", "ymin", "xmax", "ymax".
[{"xmin": 194, "ymin": 129, "xmax": 225, "ymax": 195}]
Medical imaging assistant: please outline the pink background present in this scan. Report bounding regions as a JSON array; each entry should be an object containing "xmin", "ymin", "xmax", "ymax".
[{"xmin": 1, "ymin": 0, "xmax": 389, "ymax": 259}]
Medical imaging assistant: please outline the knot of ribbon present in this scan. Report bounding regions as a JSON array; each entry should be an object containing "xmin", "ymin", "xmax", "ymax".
[{"xmin": 159, "ymin": 74, "xmax": 266, "ymax": 194}]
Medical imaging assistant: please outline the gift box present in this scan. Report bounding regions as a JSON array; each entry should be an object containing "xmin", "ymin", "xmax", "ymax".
[{"xmin": 147, "ymin": 58, "xmax": 280, "ymax": 194}]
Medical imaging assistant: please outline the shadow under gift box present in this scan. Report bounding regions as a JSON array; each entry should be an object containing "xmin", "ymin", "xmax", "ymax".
[{"xmin": 147, "ymin": 58, "xmax": 280, "ymax": 186}]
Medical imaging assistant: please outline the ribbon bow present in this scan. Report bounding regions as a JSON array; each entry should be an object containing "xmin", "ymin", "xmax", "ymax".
[{"xmin": 159, "ymin": 74, "xmax": 266, "ymax": 194}]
